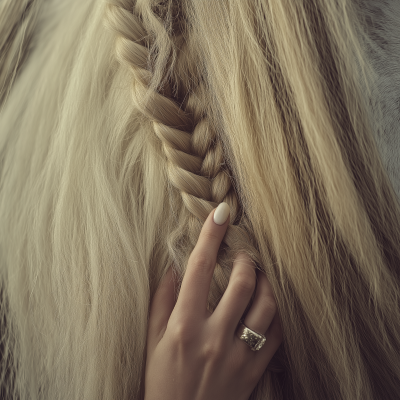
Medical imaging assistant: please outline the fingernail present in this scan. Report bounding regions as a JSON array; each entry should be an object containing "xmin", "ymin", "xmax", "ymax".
[{"xmin": 213, "ymin": 202, "xmax": 230, "ymax": 225}]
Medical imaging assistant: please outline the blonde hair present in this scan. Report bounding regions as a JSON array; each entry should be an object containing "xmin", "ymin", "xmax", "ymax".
[{"xmin": 1, "ymin": 0, "xmax": 400, "ymax": 399}]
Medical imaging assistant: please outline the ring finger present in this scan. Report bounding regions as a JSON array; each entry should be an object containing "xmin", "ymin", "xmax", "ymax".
[{"xmin": 235, "ymin": 268, "xmax": 278, "ymax": 354}]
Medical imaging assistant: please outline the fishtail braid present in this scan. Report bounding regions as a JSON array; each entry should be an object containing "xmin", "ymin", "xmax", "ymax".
[{"xmin": 104, "ymin": 4, "xmax": 283, "ymax": 364}]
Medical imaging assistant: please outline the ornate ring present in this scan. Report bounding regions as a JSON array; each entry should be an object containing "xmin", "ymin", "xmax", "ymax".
[{"xmin": 236, "ymin": 320, "xmax": 266, "ymax": 351}]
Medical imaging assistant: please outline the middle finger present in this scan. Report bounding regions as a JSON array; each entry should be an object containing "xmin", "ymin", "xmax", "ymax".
[{"xmin": 211, "ymin": 252, "xmax": 257, "ymax": 334}]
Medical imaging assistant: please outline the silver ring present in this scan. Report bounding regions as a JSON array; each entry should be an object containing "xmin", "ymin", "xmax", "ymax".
[{"xmin": 236, "ymin": 320, "xmax": 266, "ymax": 351}]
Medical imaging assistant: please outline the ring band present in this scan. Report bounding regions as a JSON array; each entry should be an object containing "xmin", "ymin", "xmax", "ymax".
[{"xmin": 236, "ymin": 320, "xmax": 266, "ymax": 351}]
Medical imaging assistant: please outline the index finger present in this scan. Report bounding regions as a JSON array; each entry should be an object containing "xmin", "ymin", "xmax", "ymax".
[{"xmin": 175, "ymin": 202, "xmax": 230, "ymax": 318}]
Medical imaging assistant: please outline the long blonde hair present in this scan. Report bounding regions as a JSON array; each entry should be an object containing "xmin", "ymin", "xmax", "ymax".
[{"xmin": 0, "ymin": 0, "xmax": 400, "ymax": 399}]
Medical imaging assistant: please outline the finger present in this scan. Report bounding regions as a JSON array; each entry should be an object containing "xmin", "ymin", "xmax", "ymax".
[
  {"xmin": 174, "ymin": 202, "xmax": 230, "ymax": 318},
  {"xmin": 241, "ymin": 268, "xmax": 277, "ymax": 339},
  {"xmin": 252, "ymin": 312, "xmax": 283, "ymax": 373},
  {"xmin": 147, "ymin": 266, "xmax": 177, "ymax": 356},
  {"xmin": 211, "ymin": 252, "xmax": 256, "ymax": 334},
  {"xmin": 234, "ymin": 269, "xmax": 282, "ymax": 363}
]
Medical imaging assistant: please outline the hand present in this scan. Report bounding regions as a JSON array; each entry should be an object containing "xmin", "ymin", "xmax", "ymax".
[{"xmin": 144, "ymin": 202, "xmax": 283, "ymax": 400}]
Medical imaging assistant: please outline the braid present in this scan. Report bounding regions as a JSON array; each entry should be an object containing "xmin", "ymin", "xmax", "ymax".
[
  {"xmin": 104, "ymin": 6, "xmax": 286, "ymax": 378},
  {"xmin": 105, "ymin": 0, "xmax": 267, "ymax": 274}
]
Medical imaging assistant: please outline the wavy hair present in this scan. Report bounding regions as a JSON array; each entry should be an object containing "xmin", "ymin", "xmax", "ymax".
[{"xmin": 0, "ymin": 0, "xmax": 400, "ymax": 399}]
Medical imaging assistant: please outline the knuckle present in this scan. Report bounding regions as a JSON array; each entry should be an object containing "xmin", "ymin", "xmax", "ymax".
[
  {"xmin": 189, "ymin": 252, "xmax": 213, "ymax": 271},
  {"xmin": 169, "ymin": 321, "xmax": 195, "ymax": 345},
  {"xmin": 201, "ymin": 340, "xmax": 223, "ymax": 361},
  {"xmin": 201, "ymin": 229, "xmax": 219, "ymax": 243},
  {"xmin": 260, "ymin": 295, "xmax": 277, "ymax": 316},
  {"xmin": 232, "ymin": 273, "xmax": 255, "ymax": 295},
  {"xmin": 235, "ymin": 252, "xmax": 254, "ymax": 267}
]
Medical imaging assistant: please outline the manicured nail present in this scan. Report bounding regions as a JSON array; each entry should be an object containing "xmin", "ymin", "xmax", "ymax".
[{"xmin": 213, "ymin": 202, "xmax": 230, "ymax": 225}]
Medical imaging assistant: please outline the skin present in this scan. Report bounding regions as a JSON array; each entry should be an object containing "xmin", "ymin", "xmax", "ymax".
[{"xmin": 144, "ymin": 207, "xmax": 283, "ymax": 400}]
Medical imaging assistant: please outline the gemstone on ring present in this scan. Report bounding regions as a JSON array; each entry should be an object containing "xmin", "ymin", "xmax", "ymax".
[{"xmin": 238, "ymin": 323, "xmax": 266, "ymax": 351}]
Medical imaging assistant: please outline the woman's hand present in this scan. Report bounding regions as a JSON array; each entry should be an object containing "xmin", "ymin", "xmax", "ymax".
[{"xmin": 144, "ymin": 202, "xmax": 283, "ymax": 400}]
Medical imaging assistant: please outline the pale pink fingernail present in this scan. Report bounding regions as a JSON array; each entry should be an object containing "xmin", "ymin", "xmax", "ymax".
[{"xmin": 213, "ymin": 202, "xmax": 230, "ymax": 225}]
